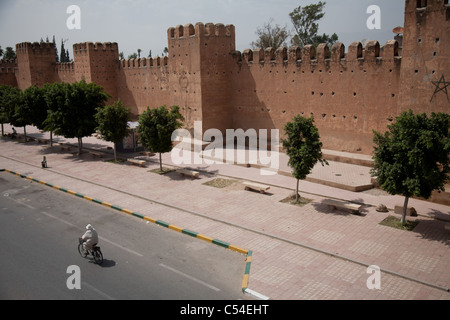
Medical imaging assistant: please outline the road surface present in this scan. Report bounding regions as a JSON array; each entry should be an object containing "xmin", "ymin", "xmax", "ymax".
[{"xmin": 0, "ymin": 172, "xmax": 250, "ymax": 300}]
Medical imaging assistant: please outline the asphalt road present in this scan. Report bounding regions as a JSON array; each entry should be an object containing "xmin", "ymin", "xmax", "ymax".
[{"xmin": 0, "ymin": 172, "xmax": 250, "ymax": 300}]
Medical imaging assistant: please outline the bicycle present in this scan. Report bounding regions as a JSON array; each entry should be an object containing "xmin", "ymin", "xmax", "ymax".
[{"xmin": 78, "ymin": 238, "xmax": 103, "ymax": 265}]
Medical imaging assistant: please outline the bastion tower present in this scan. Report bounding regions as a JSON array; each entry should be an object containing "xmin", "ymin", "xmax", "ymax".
[
  {"xmin": 167, "ymin": 23, "xmax": 236, "ymax": 136},
  {"xmin": 398, "ymin": 0, "xmax": 450, "ymax": 114}
]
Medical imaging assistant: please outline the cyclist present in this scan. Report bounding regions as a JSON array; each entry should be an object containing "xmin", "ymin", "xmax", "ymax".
[{"xmin": 80, "ymin": 224, "xmax": 99, "ymax": 255}]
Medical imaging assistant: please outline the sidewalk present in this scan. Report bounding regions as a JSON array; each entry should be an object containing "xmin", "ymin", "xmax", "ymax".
[{"xmin": 1, "ymin": 125, "xmax": 449, "ymax": 300}]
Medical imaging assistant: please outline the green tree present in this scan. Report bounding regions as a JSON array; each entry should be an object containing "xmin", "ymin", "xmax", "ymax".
[
  {"xmin": 3, "ymin": 47, "xmax": 16, "ymax": 60},
  {"xmin": 43, "ymin": 82, "xmax": 70, "ymax": 146},
  {"xmin": 0, "ymin": 85, "xmax": 17, "ymax": 135},
  {"xmin": 251, "ymin": 18, "xmax": 290, "ymax": 50},
  {"xmin": 137, "ymin": 105, "xmax": 184, "ymax": 171},
  {"xmin": 282, "ymin": 115, "xmax": 328, "ymax": 202},
  {"xmin": 8, "ymin": 87, "xmax": 35, "ymax": 141},
  {"xmin": 127, "ymin": 52, "xmax": 138, "ymax": 59},
  {"xmin": 289, "ymin": 1, "xmax": 338, "ymax": 48},
  {"xmin": 60, "ymin": 39, "xmax": 67, "ymax": 62},
  {"xmin": 95, "ymin": 99, "xmax": 131, "ymax": 161},
  {"xmin": 45, "ymin": 80, "xmax": 110, "ymax": 154},
  {"xmin": 53, "ymin": 36, "xmax": 59, "ymax": 63},
  {"xmin": 371, "ymin": 110, "xmax": 449, "ymax": 224},
  {"xmin": 23, "ymin": 85, "xmax": 48, "ymax": 131}
]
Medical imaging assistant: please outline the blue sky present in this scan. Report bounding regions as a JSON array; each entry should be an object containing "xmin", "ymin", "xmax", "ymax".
[{"xmin": 0, "ymin": 0, "xmax": 405, "ymax": 58}]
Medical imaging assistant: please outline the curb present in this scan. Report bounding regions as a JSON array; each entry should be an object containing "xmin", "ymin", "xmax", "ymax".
[{"xmin": 2, "ymin": 168, "xmax": 254, "ymax": 294}]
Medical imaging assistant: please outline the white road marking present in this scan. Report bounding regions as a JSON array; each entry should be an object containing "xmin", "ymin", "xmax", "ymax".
[
  {"xmin": 82, "ymin": 282, "xmax": 115, "ymax": 300},
  {"xmin": 244, "ymin": 288, "xmax": 270, "ymax": 300},
  {"xmin": 159, "ymin": 263, "xmax": 221, "ymax": 292}
]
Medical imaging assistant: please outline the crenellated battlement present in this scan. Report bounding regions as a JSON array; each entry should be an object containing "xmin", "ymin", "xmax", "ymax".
[
  {"xmin": 54, "ymin": 62, "xmax": 75, "ymax": 72},
  {"xmin": 16, "ymin": 42, "xmax": 55, "ymax": 56},
  {"xmin": 120, "ymin": 56, "xmax": 168, "ymax": 69},
  {"xmin": 73, "ymin": 42, "xmax": 119, "ymax": 54},
  {"xmin": 406, "ymin": 0, "xmax": 450, "ymax": 12},
  {"xmin": 0, "ymin": 60, "xmax": 17, "ymax": 73},
  {"xmin": 236, "ymin": 40, "xmax": 400, "ymax": 66},
  {"xmin": 168, "ymin": 22, "xmax": 235, "ymax": 39}
]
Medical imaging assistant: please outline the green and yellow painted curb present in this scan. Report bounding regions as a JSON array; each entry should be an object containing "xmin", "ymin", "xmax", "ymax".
[{"xmin": 2, "ymin": 168, "xmax": 253, "ymax": 293}]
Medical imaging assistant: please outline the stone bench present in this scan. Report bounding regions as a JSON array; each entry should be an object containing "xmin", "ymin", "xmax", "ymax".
[
  {"xmin": 176, "ymin": 168, "xmax": 200, "ymax": 179},
  {"xmin": 128, "ymin": 158, "xmax": 146, "ymax": 167},
  {"xmin": 60, "ymin": 145, "xmax": 72, "ymax": 152},
  {"xmin": 445, "ymin": 223, "xmax": 450, "ymax": 231},
  {"xmin": 243, "ymin": 181, "xmax": 270, "ymax": 194},
  {"xmin": 323, "ymin": 199, "xmax": 362, "ymax": 215},
  {"xmin": 36, "ymin": 138, "xmax": 49, "ymax": 144},
  {"xmin": 90, "ymin": 152, "xmax": 104, "ymax": 158}
]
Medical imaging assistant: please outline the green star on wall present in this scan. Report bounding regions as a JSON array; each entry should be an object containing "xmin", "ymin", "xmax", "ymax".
[{"xmin": 430, "ymin": 74, "xmax": 450, "ymax": 102}]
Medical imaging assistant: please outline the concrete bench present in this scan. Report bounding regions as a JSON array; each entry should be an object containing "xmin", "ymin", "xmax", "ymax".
[
  {"xmin": 323, "ymin": 199, "xmax": 362, "ymax": 215},
  {"xmin": 445, "ymin": 223, "xmax": 450, "ymax": 231},
  {"xmin": 90, "ymin": 152, "xmax": 104, "ymax": 158},
  {"xmin": 60, "ymin": 145, "xmax": 72, "ymax": 152},
  {"xmin": 176, "ymin": 168, "xmax": 200, "ymax": 179},
  {"xmin": 243, "ymin": 181, "xmax": 270, "ymax": 194},
  {"xmin": 128, "ymin": 158, "xmax": 146, "ymax": 167},
  {"xmin": 36, "ymin": 138, "xmax": 48, "ymax": 144}
]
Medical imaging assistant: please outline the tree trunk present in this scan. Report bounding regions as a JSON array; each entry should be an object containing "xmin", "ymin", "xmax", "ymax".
[
  {"xmin": 23, "ymin": 126, "xmax": 27, "ymax": 142},
  {"xmin": 295, "ymin": 179, "xmax": 300, "ymax": 203},
  {"xmin": 113, "ymin": 143, "xmax": 117, "ymax": 161},
  {"xmin": 1, "ymin": 123, "xmax": 4, "ymax": 136},
  {"xmin": 78, "ymin": 137, "xmax": 83, "ymax": 155},
  {"xmin": 159, "ymin": 153, "xmax": 162, "ymax": 172},
  {"xmin": 50, "ymin": 131, "xmax": 53, "ymax": 147},
  {"xmin": 401, "ymin": 196, "xmax": 409, "ymax": 225}
]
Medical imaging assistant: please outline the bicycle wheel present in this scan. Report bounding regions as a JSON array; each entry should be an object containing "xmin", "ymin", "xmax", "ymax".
[
  {"xmin": 93, "ymin": 248, "xmax": 103, "ymax": 265},
  {"xmin": 78, "ymin": 243, "xmax": 87, "ymax": 258}
]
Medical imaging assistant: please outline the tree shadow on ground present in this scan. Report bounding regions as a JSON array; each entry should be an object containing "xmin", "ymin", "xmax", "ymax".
[
  {"xmin": 407, "ymin": 215, "xmax": 450, "ymax": 246},
  {"xmin": 311, "ymin": 199, "xmax": 368, "ymax": 217}
]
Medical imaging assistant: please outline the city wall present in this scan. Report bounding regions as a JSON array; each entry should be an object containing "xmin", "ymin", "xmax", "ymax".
[{"xmin": 3, "ymin": 0, "xmax": 449, "ymax": 155}]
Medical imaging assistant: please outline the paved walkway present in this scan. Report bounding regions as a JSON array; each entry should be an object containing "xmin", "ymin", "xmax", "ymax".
[{"xmin": 1, "ymin": 125, "xmax": 449, "ymax": 300}]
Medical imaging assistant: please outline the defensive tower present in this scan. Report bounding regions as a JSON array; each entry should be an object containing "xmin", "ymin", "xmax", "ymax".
[
  {"xmin": 15, "ymin": 42, "xmax": 56, "ymax": 89},
  {"xmin": 398, "ymin": 0, "xmax": 450, "ymax": 114}
]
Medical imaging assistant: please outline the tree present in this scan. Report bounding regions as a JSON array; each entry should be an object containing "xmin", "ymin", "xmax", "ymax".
[
  {"xmin": 371, "ymin": 110, "xmax": 449, "ymax": 224},
  {"xmin": 22, "ymin": 85, "xmax": 49, "ymax": 136},
  {"xmin": 53, "ymin": 36, "xmax": 59, "ymax": 62},
  {"xmin": 45, "ymin": 80, "xmax": 110, "ymax": 154},
  {"xmin": 3, "ymin": 47, "xmax": 16, "ymax": 60},
  {"xmin": 95, "ymin": 99, "xmax": 131, "ymax": 161},
  {"xmin": 60, "ymin": 39, "xmax": 68, "ymax": 62},
  {"xmin": 43, "ymin": 82, "xmax": 70, "ymax": 146},
  {"xmin": 282, "ymin": 115, "xmax": 328, "ymax": 202},
  {"xmin": 251, "ymin": 18, "xmax": 290, "ymax": 50},
  {"xmin": 137, "ymin": 105, "xmax": 184, "ymax": 171},
  {"xmin": 0, "ymin": 85, "xmax": 18, "ymax": 135},
  {"xmin": 289, "ymin": 1, "xmax": 338, "ymax": 48},
  {"xmin": 8, "ymin": 87, "xmax": 35, "ymax": 141}
]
